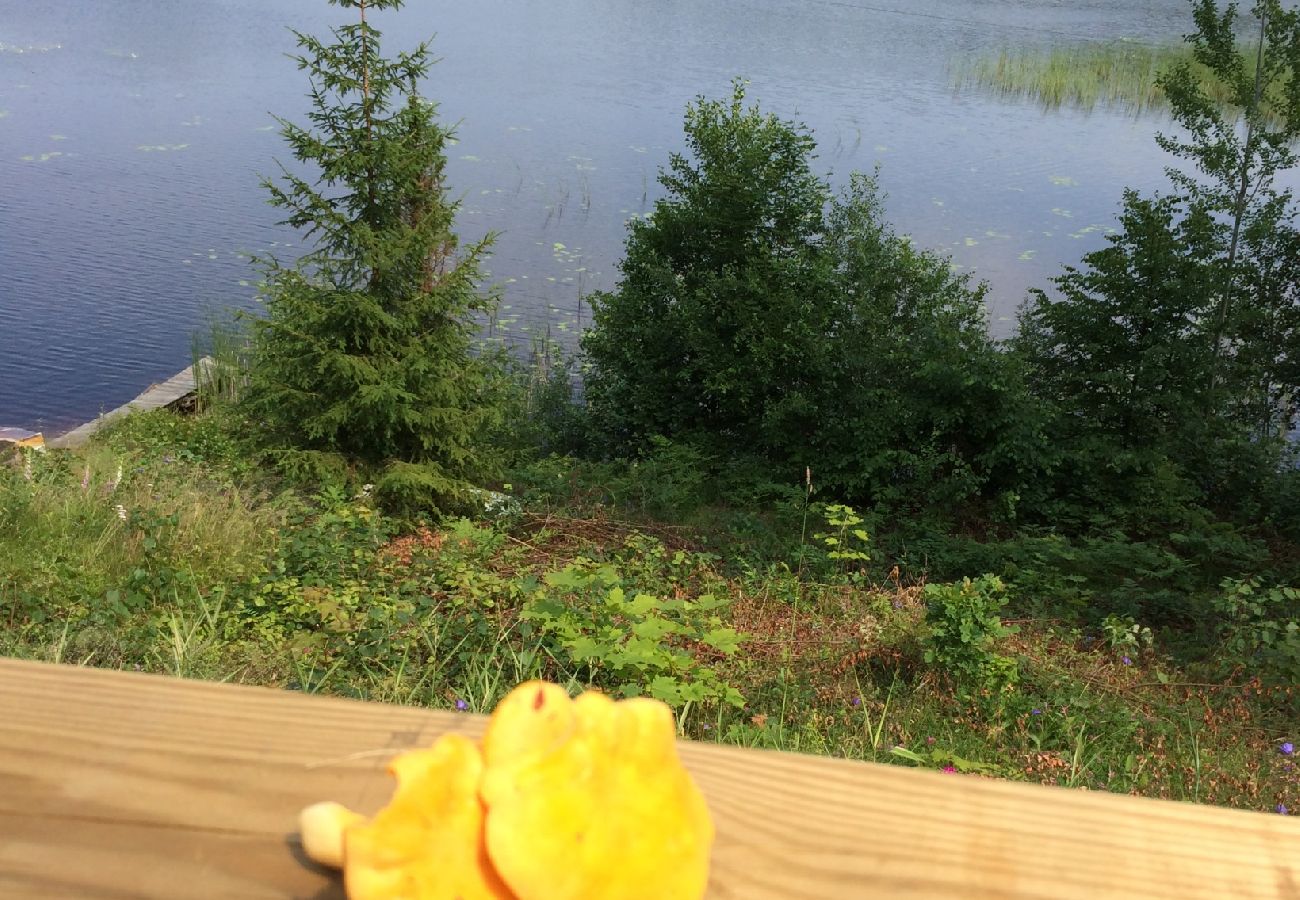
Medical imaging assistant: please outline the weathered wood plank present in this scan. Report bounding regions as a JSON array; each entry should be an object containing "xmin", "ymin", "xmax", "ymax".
[
  {"xmin": 47, "ymin": 358, "xmax": 214, "ymax": 449},
  {"xmin": 0, "ymin": 658, "xmax": 1296, "ymax": 898}
]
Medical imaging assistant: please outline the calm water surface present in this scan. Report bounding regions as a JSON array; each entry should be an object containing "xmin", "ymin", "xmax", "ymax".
[{"xmin": 0, "ymin": 0, "xmax": 1227, "ymax": 431}]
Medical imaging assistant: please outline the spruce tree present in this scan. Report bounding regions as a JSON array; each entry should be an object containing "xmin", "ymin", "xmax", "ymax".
[{"xmin": 247, "ymin": 0, "xmax": 497, "ymax": 512}]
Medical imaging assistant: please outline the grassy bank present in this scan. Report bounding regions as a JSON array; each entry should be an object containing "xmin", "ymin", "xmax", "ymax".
[{"xmin": 2, "ymin": 405, "xmax": 1294, "ymax": 816}]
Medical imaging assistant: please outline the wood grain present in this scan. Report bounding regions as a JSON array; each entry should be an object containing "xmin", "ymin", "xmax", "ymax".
[{"xmin": 0, "ymin": 657, "xmax": 1296, "ymax": 898}]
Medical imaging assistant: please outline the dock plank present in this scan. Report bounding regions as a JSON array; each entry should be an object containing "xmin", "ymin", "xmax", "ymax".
[
  {"xmin": 48, "ymin": 358, "xmax": 214, "ymax": 449},
  {"xmin": 0, "ymin": 658, "xmax": 1296, "ymax": 898}
]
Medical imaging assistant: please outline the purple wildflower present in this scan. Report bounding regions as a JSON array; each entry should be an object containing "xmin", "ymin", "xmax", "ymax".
[
  {"xmin": 455, "ymin": 699, "xmax": 469, "ymax": 711},
  {"xmin": 702, "ymin": 723, "xmax": 712, "ymax": 731},
  {"xmin": 1122, "ymin": 656, "xmax": 1132, "ymax": 666},
  {"xmin": 1031, "ymin": 708, "xmax": 1042, "ymax": 716},
  {"xmin": 1278, "ymin": 803, "xmax": 1289, "ymax": 816},
  {"xmin": 1281, "ymin": 742, "xmax": 1295, "ymax": 756},
  {"xmin": 851, "ymin": 697, "xmax": 862, "ymax": 707}
]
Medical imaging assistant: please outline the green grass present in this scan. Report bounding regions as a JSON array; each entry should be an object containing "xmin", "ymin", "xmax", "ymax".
[
  {"xmin": 952, "ymin": 40, "xmax": 1290, "ymax": 121},
  {"xmin": 1, "ymin": 405, "xmax": 1295, "ymax": 817}
]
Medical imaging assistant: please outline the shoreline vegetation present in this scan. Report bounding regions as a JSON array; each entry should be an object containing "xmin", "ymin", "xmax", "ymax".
[
  {"xmin": 2, "ymin": 403, "xmax": 1295, "ymax": 814},
  {"xmin": 953, "ymin": 41, "xmax": 1192, "ymax": 114},
  {"xmin": 953, "ymin": 39, "xmax": 1292, "ymax": 122},
  {"xmin": 4, "ymin": 0, "xmax": 1299, "ymax": 823}
]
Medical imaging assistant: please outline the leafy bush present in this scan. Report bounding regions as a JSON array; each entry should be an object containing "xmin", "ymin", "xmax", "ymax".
[
  {"xmin": 506, "ymin": 438, "xmax": 716, "ymax": 521},
  {"xmin": 1214, "ymin": 577, "xmax": 1300, "ymax": 688},
  {"xmin": 610, "ymin": 436, "xmax": 715, "ymax": 519},
  {"xmin": 923, "ymin": 575, "xmax": 1019, "ymax": 696},
  {"xmin": 1014, "ymin": 0, "xmax": 1300, "ymax": 535},
  {"xmin": 95, "ymin": 407, "xmax": 252, "ymax": 476},
  {"xmin": 523, "ymin": 555, "xmax": 745, "ymax": 714},
  {"xmin": 886, "ymin": 522, "xmax": 1265, "ymax": 628},
  {"xmin": 1099, "ymin": 613, "xmax": 1154, "ymax": 659},
  {"xmin": 582, "ymin": 80, "xmax": 1046, "ymax": 520},
  {"xmin": 582, "ymin": 79, "xmax": 831, "ymax": 456},
  {"xmin": 491, "ymin": 341, "xmax": 594, "ymax": 461},
  {"xmin": 794, "ymin": 502, "xmax": 873, "ymax": 583},
  {"xmin": 231, "ymin": 488, "xmax": 395, "ymax": 648}
]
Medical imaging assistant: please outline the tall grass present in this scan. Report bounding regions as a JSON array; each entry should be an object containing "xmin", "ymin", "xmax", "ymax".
[
  {"xmin": 190, "ymin": 313, "xmax": 252, "ymax": 410},
  {"xmin": 952, "ymin": 40, "xmax": 1289, "ymax": 121},
  {"xmin": 0, "ymin": 424, "xmax": 280, "ymax": 644}
]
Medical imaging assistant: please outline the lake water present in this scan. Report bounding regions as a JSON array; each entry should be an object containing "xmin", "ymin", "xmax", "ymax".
[{"xmin": 0, "ymin": 0, "xmax": 1237, "ymax": 432}]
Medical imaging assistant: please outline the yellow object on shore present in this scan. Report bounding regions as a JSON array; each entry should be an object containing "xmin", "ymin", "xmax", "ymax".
[
  {"xmin": 0, "ymin": 427, "xmax": 44, "ymax": 450},
  {"xmin": 300, "ymin": 682, "xmax": 714, "ymax": 900}
]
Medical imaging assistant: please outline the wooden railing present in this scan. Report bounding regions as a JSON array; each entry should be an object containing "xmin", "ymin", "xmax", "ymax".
[{"xmin": 0, "ymin": 657, "xmax": 1296, "ymax": 898}]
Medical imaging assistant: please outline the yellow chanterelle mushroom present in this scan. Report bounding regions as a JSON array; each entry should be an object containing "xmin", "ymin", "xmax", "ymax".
[{"xmin": 299, "ymin": 682, "xmax": 713, "ymax": 900}]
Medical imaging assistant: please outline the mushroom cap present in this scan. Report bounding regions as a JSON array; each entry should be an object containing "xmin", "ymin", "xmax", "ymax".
[
  {"xmin": 479, "ymin": 682, "xmax": 714, "ymax": 900},
  {"xmin": 344, "ymin": 733, "xmax": 515, "ymax": 900}
]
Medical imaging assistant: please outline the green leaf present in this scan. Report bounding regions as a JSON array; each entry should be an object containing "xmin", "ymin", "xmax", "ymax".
[
  {"xmin": 889, "ymin": 747, "xmax": 926, "ymax": 764},
  {"xmin": 647, "ymin": 676, "xmax": 682, "ymax": 705},
  {"xmin": 626, "ymin": 592, "xmax": 659, "ymax": 616},
  {"xmin": 694, "ymin": 593, "xmax": 730, "ymax": 611},
  {"xmin": 701, "ymin": 627, "xmax": 742, "ymax": 655},
  {"xmin": 568, "ymin": 636, "xmax": 602, "ymax": 662},
  {"xmin": 631, "ymin": 616, "xmax": 677, "ymax": 641}
]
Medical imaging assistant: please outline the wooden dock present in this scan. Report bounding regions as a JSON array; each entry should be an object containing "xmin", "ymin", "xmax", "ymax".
[
  {"xmin": 0, "ymin": 658, "xmax": 1296, "ymax": 898},
  {"xmin": 47, "ymin": 358, "xmax": 214, "ymax": 449},
  {"xmin": 0, "ymin": 427, "xmax": 44, "ymax": 450}
]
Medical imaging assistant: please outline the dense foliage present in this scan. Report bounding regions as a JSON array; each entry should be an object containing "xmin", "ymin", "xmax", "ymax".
[
  {"xmin": 246, "ymin": 0, "xmax": 498, "ymax": 514},
  {"xmin": 582, "ymin": 82, "xmax": 1045, "ymax": 521},
  {"xmin": 1016, "ymin": 0, "xmax": 1300, "ymax": 537},
  {"xmin": 3, "ymin": 413, "xmax": 1295, "ymax": 816}
]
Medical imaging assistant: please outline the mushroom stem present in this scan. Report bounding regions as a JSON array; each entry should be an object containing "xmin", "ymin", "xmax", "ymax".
[{"xmin": 300, "ymin": 800, "xmax": 367, "ymax": 869}]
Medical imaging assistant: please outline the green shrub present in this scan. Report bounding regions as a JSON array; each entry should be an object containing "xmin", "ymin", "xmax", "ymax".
[
  {"xmin": 582, "ymin": 79, "xmax": 830, "ymax": 457},
  {"xmin": 793, "ymin": 502, "xmax": 874, "ymax": 583},
  {"xmin": 491, "ymin": 341, "xmax": 593, "ymax": 461},
  {"xmin": 1213, "ymin": 577, "xmax": 1300, "ymax": 688},
  {"xmin": 95, "ymin": 407, "xmax": 252, "ymax": 476},
  {"xmin": 609, "ymin": 436, "xmax": 714, "ymax": 519},
  {"xmin": 582, "ymin": 80, "xmax": 1047, "ymax": 521},
  {"xmin": 523, "ymin": 555, "xmax": 745, "ymax": 715},
  {"xmin": 923, "ymin": 575, "xmax": 1019, "ymax": 696},
  {"xmin": 1099, "ymin": 613, "xmax": 1154, "ymax": 659},
  {"xmin": 231, "ymin": 489, "xmax": 394, "ymax": 647}
]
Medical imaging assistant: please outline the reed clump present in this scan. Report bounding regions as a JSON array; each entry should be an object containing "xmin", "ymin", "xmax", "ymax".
[{"xmin": 953, "ymin": 40, "xmax": 1290, "ymax": 122}]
